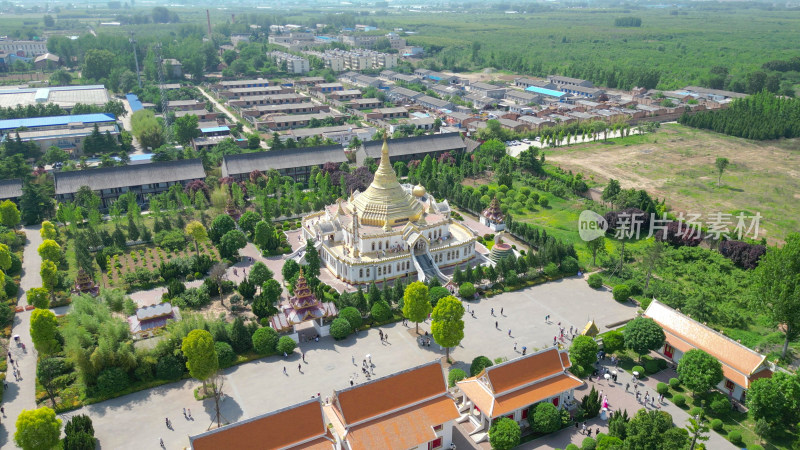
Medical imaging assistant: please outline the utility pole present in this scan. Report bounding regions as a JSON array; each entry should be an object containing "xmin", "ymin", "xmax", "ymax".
[{"xmin": 129, "ymin": 33, "xmax": 141, "ymax": 89}]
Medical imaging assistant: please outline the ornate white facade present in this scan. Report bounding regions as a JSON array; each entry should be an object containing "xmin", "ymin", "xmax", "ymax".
[{"xmin": 302, "ymin": 139, "xmax": 477, "ymax": 285}]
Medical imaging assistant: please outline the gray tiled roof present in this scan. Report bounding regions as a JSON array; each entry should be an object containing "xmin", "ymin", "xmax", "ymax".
[
  {"xmin": 221, "ymin": 145, "xmax": 347, "ymax": 177},
  {"xmin": 360, "ymin": 132, "xmax": 465, "ymax": 162},
  {"xmin": 0, "ymin": 178, "xmax": 23, "ymax": 200},
  {"xmin": 54, "ymin": 159, "xmax": 205, "ymax": 195}
]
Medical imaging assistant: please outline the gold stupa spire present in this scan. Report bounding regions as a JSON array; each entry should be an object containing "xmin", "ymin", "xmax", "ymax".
[{"xmin": 350, "ymin": 137, "xmax": 424, "ymax": 227}]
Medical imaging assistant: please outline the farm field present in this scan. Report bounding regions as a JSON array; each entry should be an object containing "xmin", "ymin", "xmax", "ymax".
[{"xmin": 544, "ymin": 124, "xmax": 800, "ymax": 243}]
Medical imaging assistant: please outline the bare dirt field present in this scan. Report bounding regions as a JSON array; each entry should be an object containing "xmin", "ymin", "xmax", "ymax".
[{"xmin": 545, "ymin": 123, "xmax": 800, "ymax": 243}]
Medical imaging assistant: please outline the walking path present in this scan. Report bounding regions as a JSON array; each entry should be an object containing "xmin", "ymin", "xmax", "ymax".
[
  {"xmin": 120, "ymin": 97, "xmax": 145, "ymax": 154},
  {"xmin": 0, "ymin": 225, "xmax": 44, "ymax": 448}
]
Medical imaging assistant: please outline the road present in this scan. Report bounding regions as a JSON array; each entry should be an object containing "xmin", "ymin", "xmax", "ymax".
[
  {"xmin": 0, "ymin": 225, "xmax": 44, "ymax": 449},
  {"xmin": 120, "ymin": 97, "xmax": 145, "ymax": 155}
]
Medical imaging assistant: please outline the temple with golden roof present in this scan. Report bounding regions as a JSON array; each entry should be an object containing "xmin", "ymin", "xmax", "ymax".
[
  {"xmin": 480, "ymin": 196, "xmax": 505, "ymax": 232},
  {"xmin": 302, "ymin": 138, "xmax": 477, "ymax": 285}
]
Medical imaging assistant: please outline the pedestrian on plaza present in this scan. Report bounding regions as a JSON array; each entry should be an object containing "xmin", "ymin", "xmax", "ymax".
[
  {"xmin": 298, "ymin": 363, "xmax": 302, "ymax": 373},
  {"xmin": 553, "ymin": 336, "xmax": 557, "ymax": 345},
  {"xmin": 587, "ymin": 428, "xmax": 592, "ymax": 437},
  {"xmin": 384, "ymin": 333, "xmax": 389, "ymax": 343},
  {"xmin": 188, "ymin": 409, "xmax": 192, "ymax": 420},
  {"xmin": 283, "ymin": 367, "xmax": 287, "ymax": 375},
  {"xmin": 165, "ymin": 418, "xmax": 170, "ymax": 429},
  {"xmin": 500, "ymin": 308, "xmax": 504, "ymax": 316},
  {"xmin": 302, "ymin": 352, "xmax": 306, "ymax": 363},
  {"xmin": 581, "ymin": 422, "xmax": 587, "ymax": 434},
  {"xmin": 471, "ymin": 310, "xmax": 475, "ymax": 318},
  {"xmin": 522, "ymin": 347, "xmax": 527, "ymax": 356},
  {"xmin": 0, "ymin": 406, "xmax": 4, "ymax": 416},
  {"xmin": 514, "ymin": 342, "xmax": 517, "ymax": 352},
  {"xmin": 352, "ymin": 355, "xmax": 356, "ymax": 365},
  {"xmin": 575, "ymin": 421, "xmax": 579, "ymax": 431},
  {"xmin": 625, "ymin": 383, "xmax": 630, "ymax": 392},
  {"xmin": 495, "ymin": 321, "xmax": 498, "ymax": 329},
  {"xmin": 595, "ymin": 428, "xmax": 600, "ymax": 436},
  {"xmin": 350, "ymin": 379, "xmax": 354, "ymax": 386},
  {"xmin": 160, "ymin": 438, "xmax": 164, "ymax": 448},
  {"xmin": 491, "ymin": 308, "xmax": 494, "ymax": 316},
  {"xmin": 508, "ymin": 329, "xmax": 511, "ymax": 337},
  {"xmin": 183, "ymin": 408, "xmax": 187, "ymax": 418}
]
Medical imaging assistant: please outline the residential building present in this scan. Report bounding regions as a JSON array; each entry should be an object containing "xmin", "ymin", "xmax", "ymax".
[
  {"xmin": 401, "ymin": 46, "xmax": 424, "ymax": 57},
  {"xmin": 0, "ymin": 113, "xmax": 118, "ymax": 155},
  {"xmin": 456, "ymin": 347, "xmax": 583, "ymax": 443},
  {"xmin": 219, "ymin": 86, "xmax": 293, "ymax": 100},
  {"xmin": 680, "ymin": 86, "xmax": 747, "ymax": 101},
  {"xmin": 230, "ymin": 34, "xmax": 251, "ymax": 46},
  {"xmin": 324, "ymin": 361, "xmax": 459, "ymax": 450},
  {"xmin": 357, "ymin": 132, "xmax": 466, "ymax": 165},
  {"xmin": 294, "ymin": 77, "xmax": 326, "ymax": 87},
  {"xmin": 644, "ymin": 300, "xmax": 772, "ymax": 402},
  {"xmin": 518, "ymin": 115, "xmax": 555, "ymax": 129},
  {"xmin": 162, "ymin": 59, "xmax": 182, "ymax": 79},
  {"xmin": 468, "ymin": 82, "xmax": 507, "ymax": 99},
  {"xmin": 380, "ymin": 70, "xmax": 422, "ymax": 84},
  {"xmin": 228, "ymin": 94, "xmax": 306, "ymax": 108},
  {"xmin": 53, "ymin": 159, "xmax": 206, "ymax": 209},
  {"xmin": 0, "ymin": 179, "xmax": 23, "ymax": 204},
  {"xmin": 341, "ymin": 34, "xmax": 381, "ymax": 48},
  {"xmin": 310, "ymin": 49, "xmax": 398, "ymax": 71},
  {"xmin": 497, "ymin": 118, "xmax": 528, "ymax": 132},
  {"xmin": 559, "ymin": 85, "xmax": 605, "ymax": 99},
  {"xmin": 547, "ymin": 75, "xmax": 594, "ymax": 88},
  {"xmin": 259, "ymin": 112, "xmax": 342, "ymax": 131},
  {"xmin": 348, "ymin": 98, "xmax": 382, "ymax": 110},
  {"xmin": 240, "ymin": 103, "xmax": 328, "ymax": 121},
  {"xmin": 416, "ymin": 95, "xmax": 454, "ymax": 111},
  {"xmin": 174, "ymin": 109, "xmax": 220, "ymax": 122},
  {"xmin": 282, "ymin": 125, "xmax": 377, "ymax": 145},
  {"xmin": 213, "ymin": 79, "xmax": 270, "ymax": 91},
  {"xmin": 414, "ymin": 69, "xmax": 460, "ymax": 84},
  {"xmin": 505, "ymin": 90, "xmax": 540, "ymax": 105},
  {"xmin": 0, "ymin": 38, "xmax": 48, "ymax": 57},
  {"xmin": 190, "ymin": 398, "xmax": 336, "ymax": 450},
  {"xmin": 269, "ymin": 51, "xmax": 311, "ymax": 74},
  {"xmin": 328, "ymin": 90, "xmax": 362, "ymax": 101},
  {"xmin": 514, "ymin": 78, "xmax": 557, "ymax": 90},
  {"xmin": 0, "ymin": 85, "xmax": 109, "ymax": 110},
  {"xmin": 33, "ymin": 53, "xmax": 60, "ymax": 70},
  {"xmin": 221, "ymin": 145, "xmax": 347, "ymax": 183},
  {"xmin": 463, "ymin": 93, "xmax": 498, "ymax": 110},
  {"xmin": 365, "ymin": 107, "xmax": 408, "ymax": 120},
  {"xmin": 166, "ymin": 100, "xmax": 205, "ymax": 111},
  {"xmin": 312, "ymin": 83, "xmax": 345, "ymax": 94},
  {"xmin": 388, "ymin": 86, "xmax": 424, "ymax": 103}
]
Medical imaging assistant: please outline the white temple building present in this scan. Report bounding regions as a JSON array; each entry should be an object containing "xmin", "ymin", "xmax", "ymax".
[{"xmin": 302, "ymin": 139, "xmax": 477, "ymax": 285}]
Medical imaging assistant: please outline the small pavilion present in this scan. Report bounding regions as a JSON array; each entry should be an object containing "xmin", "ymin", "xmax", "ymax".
[
  {"xmin": 269, "ymin": 269, "xmax": 338, "ymax": 341},
  {"xmin": 128, "ymin": 302, "xmax": 181, "ymax": 339},
  {"xmin": 480, "ymin": 197, "xmax": 505, "ymax": 232}
]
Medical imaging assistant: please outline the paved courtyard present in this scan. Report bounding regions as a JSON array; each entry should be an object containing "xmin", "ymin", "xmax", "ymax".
[{"xmin": 67, "ymin": 276, "xmax": 639, "ymax": 449}]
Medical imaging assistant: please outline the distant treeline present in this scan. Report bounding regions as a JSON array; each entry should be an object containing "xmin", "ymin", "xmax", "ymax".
[
  {"xmin": 678, "ymin": 91, "xmax": 800, "ymax": 140},
  {"xmin": 614, "ymin": 17, "xmax": 642, "ymax": 27}
]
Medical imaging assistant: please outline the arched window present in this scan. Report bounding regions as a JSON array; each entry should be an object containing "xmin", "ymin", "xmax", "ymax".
[
  {"xmin": 359, "ymin": 268, "xmax": 363, "ymax": 278},
  {"xmin": 386, "ymin": 240, "xmax": 389, "ymax": 249},
  {"xmin": 372, "ymin": 242, "xmax": 375, "ymax": 251},
  {"xmin": 379, "ymin": 241, "xmax": 382, "ymax": 250},
  {"xmin": 378, "ymin": 267, "xmax": 382, "ymax": 276}
]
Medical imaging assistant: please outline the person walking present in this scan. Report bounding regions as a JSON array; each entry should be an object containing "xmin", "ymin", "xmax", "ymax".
[
  {"xmin": 283, "ymin": 367, "xmax": 287, "ymax": 375},
  {"xmin": 625, "ymin": 383, "xmax": 630, "ymax": 392},
  {"xmin": 298, "ymin": 363, "xmax": 302, "ymax": 373},
  {"xmin": 500, "ymin": 308, "xmax": 504, "ymax": 316},
  {"xmin": 491, "ymin": 308, "xmax": 494, "ymax": 316},
  {"xmin": 183, "ymin": 408, "xmax": 187, "ymax": 418},
  {"xmin": 513, "ymin": 342, "xmax": 517, "ymax": 352},
  {"xmin": 508, "ymin": 329, "xmax": 511, "ymax": 337},
  {"xmin": 352, "ymin": 355, "xmax": 355, "ymax": 365},
  {"xmin": 495, "ymin": 320, "xmax": 498, "ymax": 329},
  {"xmin": 302, "ymin": 352, "xmax": 306, "ymax": 363},
  {"xmin": 188, "ymin": 409, "xmax": 192, "ymax": 420},
  {"xmin": 522, "ymin": 346, "xmax": 527, "ymax": 355}
]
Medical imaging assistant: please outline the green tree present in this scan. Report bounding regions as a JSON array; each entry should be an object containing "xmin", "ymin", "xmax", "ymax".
[
  {"xmin": 0, "ymin": 243, "xmax": 11, "ymax": 270},
  {"xmin": 489, "ymin": 417, "xmax": 521, "ymax": 450},
  {"xmin": 402, "ymin": 281, "xmax": 432, "ymax": 334},
  {"xmin": 229, "ymin": 317, "xmax": 252, "ymax": 353},
  {"xmin": 0, "ymin": 199, "xmax": 21, "ymax": 228},
  {"xmin": 27, "ymin": 287, "xmax": 50, "ymax": 309},
  {"xmin": 746, "ymin": 372, "xmax": 800, "ymax": 427},
  {"xmin": 254, "ymin": 220, "xmax": 278, "ymax": 252},
  {"xmin": 586, "ymin": 236, "xmax": 605, "ymax": 266},
  {"xmin": 83, "ymin": 49, "xmax": 115, "ymax": 80},
  {"xmin": 185, "ymin": 221, "xmax": 208, "ymax": 256},
  {"xmin": 180, "ymin": 329, "xmax": 218, "ymax": 393},
  {"xmin": 36, "ymin": 357, "xmax": 64, "ymax": 408},
  {"xmin": 371, "ymin": 300, "xmax": 392, "ymax": 322},
  {"xmin": 37, "ymin": 239, "xmax": 62, "ymax": 263},
  {"xmin": 624, "ymin": 410, "xmax": 685, "ymax": 450},
  {"xmin": 608, "ymin": 409, "xmax": 630, "ymax": 440},
  {"xmin": 303, "ymin": 239, "xmax": 320, "ymax": 278},
  {"xmin": 623, "ymin": 317, "xmax": 665, "ymax": 361},
  {"xmin": 685, "ymin": 417, "xmax": 710, "ymax": 450},
  {"xmin": 431, "ymin": 295, "xmax": 465, "ymax": 360},
  {"xmin": 237, "ymin": 211, "xmax": 261, "ymax": 236},
  {"xmin": 714, "ymin": 157, "xmax": 730, "ymax": 187},
  {"xmin": 249, "ymin": 261, "xmax": 273, "ymax": 287},
  {"xmin": 252, "ymin": 279, "xmax": 281, "ymax": 319},
  {"xmin": 569, "ymin": 335, "xmax": 599, "ymax": 376},
  {"xmin": 340, "ymin": 307, "xmax": 363, "ymax": 330},
  {"xmin": 31, "ymin": 308, "xmax": 60, "ymax": 355},
  {"xmin": 173, "ymin": 114, "xmax": 200, "ymax": 146},
  {"xmin": 209, "ymin": 214, "xmax": 236, "ymax": 244},
  {"xmin": 602, "ymin": 330, "xmax": 625, "ymax": 354},
  {"xmin": 219, "ymin": 229, "xmax": 247, "ymax": 260},
  {"xmin": 252, "ymin": 326, "xmax": 279, "ymax": 354},
  {"xmin": 276, "ymin": 336, "xmax": 296, "ymax": 355},
  {"xmin": 14, "ymin": 407, "xmax": 62, "ymax": 450},
  {"xmin": 751, "ymin": 233, "xmax": 800, "ymax": 359},
  {"xmin": 40, "ymin": 260, "xmax": 58, "ymax": 295},
  {"xmin": 530, "ymin": 402, "xmax": 561, "ymax": 433},
  {"xmin": 40, "ymin": 220, "xmax": 57, "ymax": 240},
  {"xmin": 676, "ymin": 349, "xmax": 723, "ymax": 395},
  {"xmin": 470, "ymin": 355, "xmax": 493, "ymax": 376}
]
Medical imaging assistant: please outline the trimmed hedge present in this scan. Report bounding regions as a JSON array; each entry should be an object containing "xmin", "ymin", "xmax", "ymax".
[
  {"xmin": 673, "ymin": 394, "xmax": 686, "ymax": 407},
  {"xmin": 689, "ymin": 406, "xmax": 704, "ymax": 418},
  {"xmin": 448, "ymin": 368, "xmax": 467, "ymax": 388},
  {"xmin": 710, "ymin": 419, "xmax": 723, "ymax": 431},
  {"xmin": 587, "ymin": 273, "xmax": 603, "ymax": 289},
  {"xmin": 330, "ymin": 318, "xmax": 352, "ymax": 340},
  {"xmin": 632, "ymin": 365, "xmax": 645, "ymax": 375},
  {"xmin": 656, "ymin": 382, "xmax": 668, "ymax": 395},
  {"xmin": 728, "ymin": 430, "xmax": 742, "ymax": 445},
  {"xmin": 669, "ymin": 377, "xmax": 680, "ymax": 389},
  {"xmin": 644, "ymin": 360, "xmax": 659, "ymax": 374}
]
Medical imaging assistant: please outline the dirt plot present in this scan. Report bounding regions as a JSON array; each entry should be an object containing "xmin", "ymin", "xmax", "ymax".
[{"xmin": 545, "ymin": 124, "xmax": 800, "ymax": 243}]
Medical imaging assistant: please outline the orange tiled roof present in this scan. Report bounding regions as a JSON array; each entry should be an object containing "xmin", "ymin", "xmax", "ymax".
[
  {"xmin": 333, "ymin": 360, "xmax": 448, "ymax": 425},
  {"xmin": 645, "ymin": 300, "xmax": 767, "ymax": 388},
  {"xmin": 481, "ymin": 347, "xmax": 567, "ymax": 395},
  {"xmin": 190, "ymin": 398, "xmax": 334, "ymax": 450},
  {"xmin": 345, "ymin": 396, "xmax": 459, "ymax": 450},
  {"xmin": 457, "ymin": 348, "xmax": 582, "ymax": 418}
]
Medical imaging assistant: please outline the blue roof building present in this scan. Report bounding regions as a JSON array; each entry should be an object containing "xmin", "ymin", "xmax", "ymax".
[
  {"xmin": 525, "ymin": 86, "xmax": 567, "ymax": 98},
  {"xmin": 0, "ymin": 113, "xmax": 116, "ymax": 134},
  {"xmin": 126, "ymin": 93, "xmax": 144, "ymax": 112}
]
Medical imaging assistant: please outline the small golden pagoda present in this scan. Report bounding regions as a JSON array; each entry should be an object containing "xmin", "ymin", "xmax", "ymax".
[{"xmin": 480, "ymin": 196, "xmax": 506, "ymax": 232}]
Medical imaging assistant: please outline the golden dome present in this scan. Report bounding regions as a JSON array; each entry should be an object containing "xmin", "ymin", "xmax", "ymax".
[
  {"xmin": 351, "ymin": 138, "xmax": 424, "ymax": 227},
  {"xmin": 412, "ymin": 184, "xmax": 426, "ymax": 197}
]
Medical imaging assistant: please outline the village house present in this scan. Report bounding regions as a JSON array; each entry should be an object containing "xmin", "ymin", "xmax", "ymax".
[
  {"xmin": 259, "ymin": 112, "xmax": 342, "ymax": 131},
  {"xmin": 514, "ymin": 77, "xmax": 558, "ymax": 90},
  {"xmin": 166, "ymin": 100, "xmax": 206, "ymax": 112},
  {"xmin": 548, "ymin": 75, "xmax": 594, "ymax": 88},
  {"xmin": 518, "ymin": 115, "xmax": 556, "ymax": 130},
  {"xmin": 388, "ymin": 86, "xmax": 424, "ymax": 103},
  {"xmin": 174, "ymin": 109, "xmax": 220, "ymax": 122},
  {"xmin": 0, "ymin": 179, "xmax": 23, "ymax": 204},
  {"xmin": 213, "ymin": 79, "xmax": 270, "ymax": 92},
  {"xmin": 328, "ymin": 90, "xmax": 363, "ymax": 101},
  {"xmin": 0, "ymin": 113, "xmax": 119, "ymax": 155},
  {"xmin": 497, "ymin": 118, "xmax": 528, "ymax": 132},
  {"xmin": 455, "ymin": 347, "xmax": 583, "ymax": 444},
  {"xmin": 219, "ymin": 86, "xmax": 294, "ymax": 100},
  {"xmin": 416, "ymin": 95, "xmax": 454, "ymax": 111},
  {"xmin": 365, "ymin": 107, "xmax": 409, "ymax": 120},
  {"xmin": 644, "ymin": 300, "xmax": 772, "ymax": 402},
  {"xmin": 240, "ymin": 103, "xmax": 328, "ymax": 121},
  {"xmin": 463, "ymin": 93, "xmax": 499, "ymax": 110},
  {"xmin": 228, "ymin": 94, "xmax": 307, "ymax": 108},
  {"xmin": 348, "ymin": 98, "xmax": 382, "ymax": 110},
  {"xmin": 294, "ymin": 77, "xmax": 326, "ymax": 87},
  {"xmin": 312, "ymin": 83, "xmax": 345, "ymax": 94},
  {"xmin": 468, "ymin": 82, "xmax": 507, "ymax": 99},
  {"xmin": 324, "ymin": 360, "xmax": 459, "ymax": 450}
]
